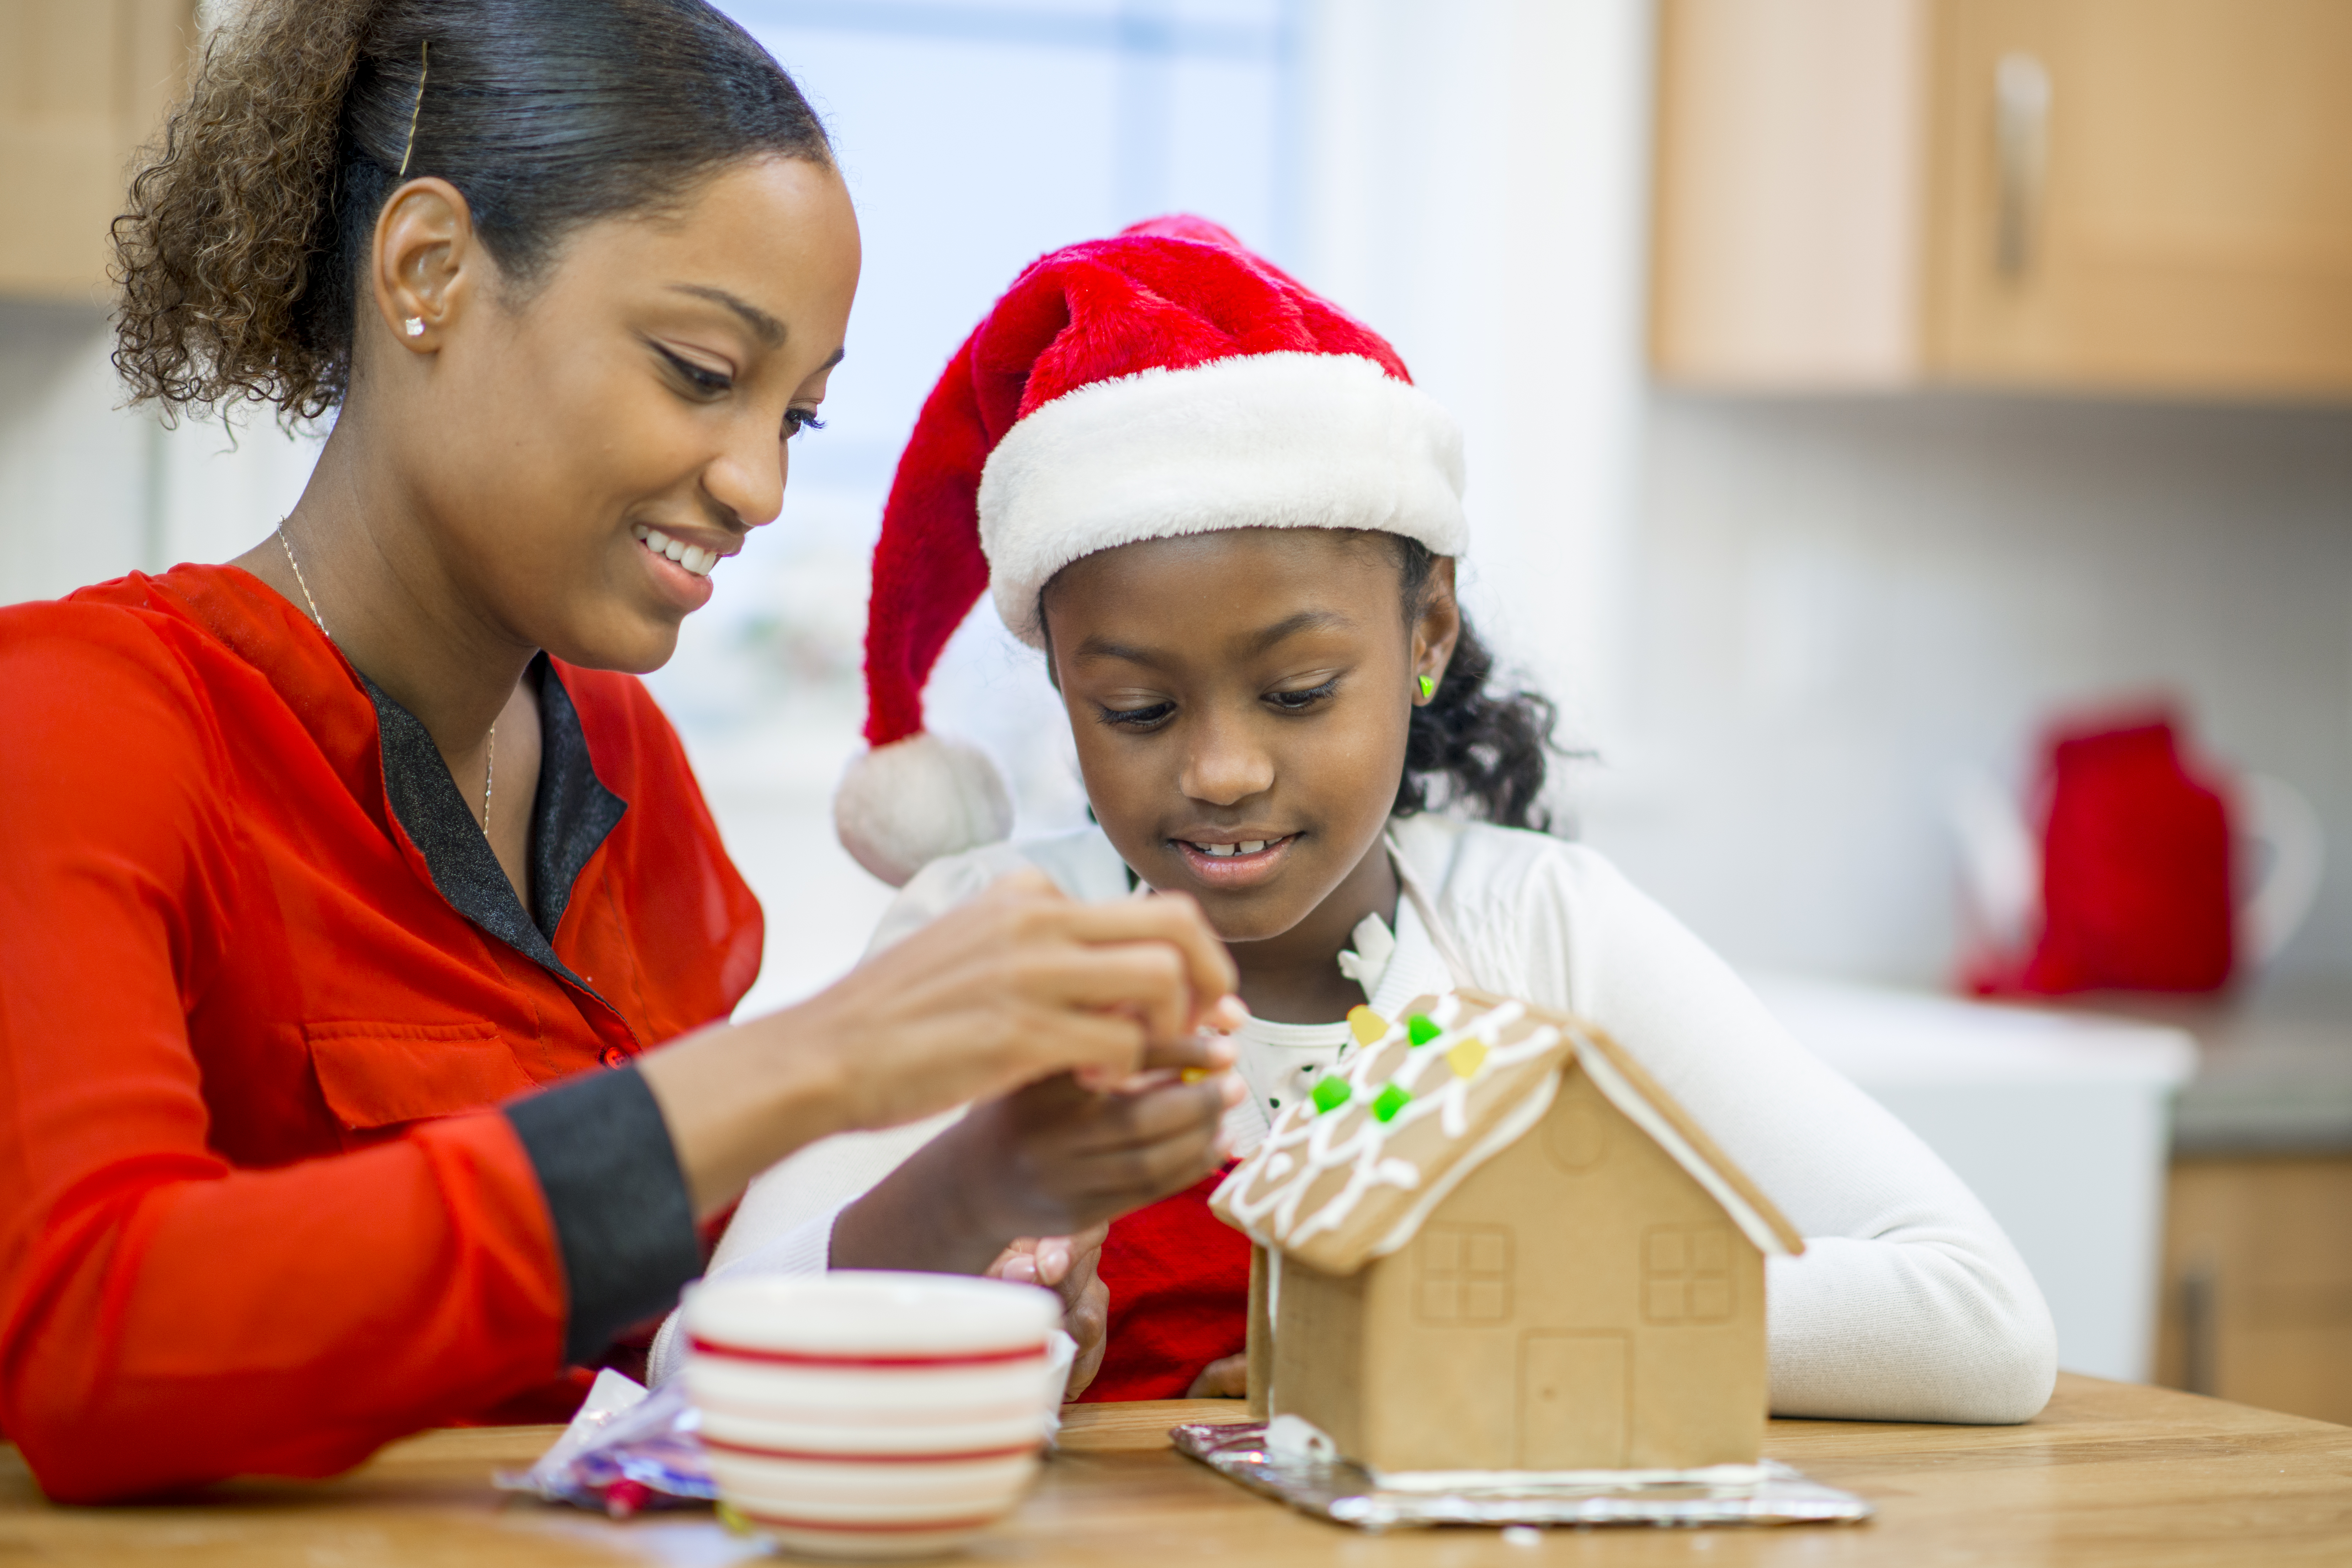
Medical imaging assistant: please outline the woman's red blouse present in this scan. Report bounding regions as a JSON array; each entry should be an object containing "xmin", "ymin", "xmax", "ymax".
[{"xmin": 0, "ymin": 564, "xmax": 762, "ymax": 1501}]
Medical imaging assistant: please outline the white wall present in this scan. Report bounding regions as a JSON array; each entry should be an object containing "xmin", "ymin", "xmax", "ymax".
[
  {"xmin": 1296, "ymin": 0, "xmax": 1652, "ymax": 756},
  {"xmin": 1590, "ymin": 392, "xmax": 2352, "ymax": 988},
  {"xmin": 0, "ymin": 300, "xmax": 320, "ymax": 606}
]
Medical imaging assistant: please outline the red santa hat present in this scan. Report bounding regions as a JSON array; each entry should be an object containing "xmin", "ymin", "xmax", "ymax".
[{"xmin": 834, "ymin": 216, "xmax": 1467, "ymax": 886}]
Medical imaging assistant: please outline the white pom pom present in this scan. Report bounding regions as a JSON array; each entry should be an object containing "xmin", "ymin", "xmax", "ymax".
[{"xmin": 833, "ymin": 732, "xmax": 1014, "ymax": 887}]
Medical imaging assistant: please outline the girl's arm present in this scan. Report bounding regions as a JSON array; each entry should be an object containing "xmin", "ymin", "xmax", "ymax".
[{"xmin": 1463, "ymin": 833, "xmax": 2057, "ymax": 1424}]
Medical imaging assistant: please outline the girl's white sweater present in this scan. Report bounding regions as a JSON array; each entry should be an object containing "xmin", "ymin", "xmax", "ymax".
[{"xmin": 652, "ymin": 816, "xmax": 2056, "ymax": 1424}]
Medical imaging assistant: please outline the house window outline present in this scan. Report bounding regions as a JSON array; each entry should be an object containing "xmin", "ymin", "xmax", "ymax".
[
  {"xmin": 1642, "ymin": 1223, "xmax": 1735, "ymax": 1325},
  {"xmin": 1416, "ymin": 1223, "xmax": 1515, "ymax": 1325}
]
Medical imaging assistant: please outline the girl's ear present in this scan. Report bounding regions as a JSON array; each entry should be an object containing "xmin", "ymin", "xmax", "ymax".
[{"xmin": 1410, "ymin": 556, "xmax": 1463, "ymax": 706}]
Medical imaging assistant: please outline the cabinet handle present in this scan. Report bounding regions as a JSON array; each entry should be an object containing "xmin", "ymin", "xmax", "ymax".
[
  {"xmin": 2179, "ymin": 1256, "xmax": 2218, "ymax": 1397},
  {"xmin": 1993, "ymin": 52, "xmax": 2051, "ymax": 278}
]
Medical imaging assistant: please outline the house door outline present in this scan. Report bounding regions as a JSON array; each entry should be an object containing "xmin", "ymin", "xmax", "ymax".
[{"xmin": 1518, "ymin": 1330, "xmax": 1630, "ymax": 1469}]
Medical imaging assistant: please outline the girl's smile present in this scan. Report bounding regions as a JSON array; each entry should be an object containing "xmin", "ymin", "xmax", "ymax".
[{"xmin": 1172, "ymin": 831, "xmax": 1300, "ymax": 888}]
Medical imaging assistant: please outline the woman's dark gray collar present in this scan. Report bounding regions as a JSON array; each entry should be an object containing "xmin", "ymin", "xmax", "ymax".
[{"xmin": 362, "ymin": 654, "xmax": 626, "ymax": 991}]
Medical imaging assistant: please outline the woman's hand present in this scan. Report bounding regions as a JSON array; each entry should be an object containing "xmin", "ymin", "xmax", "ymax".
[
  {"xmin": 988, "ymin": 1227, "xmax": 1110, "ymax": 1399},
  {"xmin": 640, "ymin": 868, "xmax": 1241, "ymax": 1215},
  {"xmin": 809, "ymin": 867, "xmax": 1244, "ymax": 1129}
]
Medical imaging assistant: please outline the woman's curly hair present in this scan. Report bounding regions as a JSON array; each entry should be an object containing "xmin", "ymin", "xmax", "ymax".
[{"xmin": 111, "ymin": 0, "xmax": 831, "ymax": 426}]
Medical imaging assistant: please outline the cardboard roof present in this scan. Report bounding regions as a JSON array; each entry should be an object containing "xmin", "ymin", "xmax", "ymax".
[{"xmin": 1211, "ymin": 989, "xmax": 1805, "ymax": 1276}]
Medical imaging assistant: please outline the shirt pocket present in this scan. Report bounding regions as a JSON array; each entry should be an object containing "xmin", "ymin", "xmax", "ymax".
[{"xmin": 304, "ymin": 1020, "xmax": 540, "ymax": 1132}]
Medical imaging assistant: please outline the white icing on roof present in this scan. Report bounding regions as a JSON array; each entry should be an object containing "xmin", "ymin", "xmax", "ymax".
[{"xmin": 1212, "ymin": 989, "xmax": 1802, "ymax": 1269}]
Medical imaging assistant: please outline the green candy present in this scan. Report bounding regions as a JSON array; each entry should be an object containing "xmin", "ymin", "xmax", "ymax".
[
  {"xmin": 1406, "ymin": 1014, "xmax": 1442, "ymax": 1047},
  {"xmin": 1373, "ymin": 1083, "xmax": 1412, "ymax": 1122},
  {"xmin": 1311, "ymin": 1076, "xmax": 1353, "ymax": 1115}
]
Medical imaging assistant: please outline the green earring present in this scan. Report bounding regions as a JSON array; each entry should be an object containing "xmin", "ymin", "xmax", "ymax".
[{"xmin": 1417, "ymin": 674, "xmax": 1436, "ymax": 700}]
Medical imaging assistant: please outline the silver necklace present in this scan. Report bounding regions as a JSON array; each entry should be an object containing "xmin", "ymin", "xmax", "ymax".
[{"xmin": 277, "ymin": 522, "xmax": 494, "ymax": 835}]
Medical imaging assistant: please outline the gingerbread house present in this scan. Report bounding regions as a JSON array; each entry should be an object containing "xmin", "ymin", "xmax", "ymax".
[{"xmin": 1209, "ymin": 989, "xmax": 1803, "ymax": 1476}]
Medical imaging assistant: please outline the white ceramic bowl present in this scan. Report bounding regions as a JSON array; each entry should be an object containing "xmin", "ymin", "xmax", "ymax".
[{"xmin": 683, "ymin": 1272, "xmax": 1062, "ymax": 1559}]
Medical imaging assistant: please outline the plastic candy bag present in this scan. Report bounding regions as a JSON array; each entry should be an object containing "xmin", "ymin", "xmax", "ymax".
[{"xmin": 495, "ymin": 1368, "xmax": 714, "ymax": 1518}]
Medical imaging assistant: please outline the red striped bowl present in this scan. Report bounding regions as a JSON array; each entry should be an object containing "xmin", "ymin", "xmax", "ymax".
[{"xmin": 682, "ymin": 1273, "xmax": 1062, "ymax": 1559}]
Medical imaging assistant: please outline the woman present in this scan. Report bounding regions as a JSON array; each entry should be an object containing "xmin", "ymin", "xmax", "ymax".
[{"xmin": 0, "ymin": 0, "xmax": 1239, "ymax": 1503}]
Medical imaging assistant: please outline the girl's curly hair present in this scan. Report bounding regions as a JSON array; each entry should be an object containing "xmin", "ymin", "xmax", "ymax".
[
  {"xmin": 1389, "ymin": 536, "xmax": 1563, "ymax": 831},
  {"xmin": 111, "ymin": 0, "xmax": 831, "ymax": 425}
]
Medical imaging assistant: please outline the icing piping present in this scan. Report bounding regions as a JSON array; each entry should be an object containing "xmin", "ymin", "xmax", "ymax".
[
  {"xmin": 1264, "ymin": 1246, "xmax": 1283, "ymax": 1414},
  {"xmin": 1573, "ymin": 1042, "xmax": 1794, "ymax": 1258},
  {"xmin": 1225, "ymin": 995, "xmax": 1564, "ymax": 1253}
]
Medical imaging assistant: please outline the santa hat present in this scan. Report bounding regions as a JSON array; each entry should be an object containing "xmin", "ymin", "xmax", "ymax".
[{"xmin": 834, "ymin": 216, "xmax": 1467, "ymax": 886}]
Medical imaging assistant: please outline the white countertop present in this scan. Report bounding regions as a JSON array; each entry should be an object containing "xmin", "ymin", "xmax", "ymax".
[{"xmin": 1744, "ymin": 971, "xmax": 2200, "ymax": 1089}]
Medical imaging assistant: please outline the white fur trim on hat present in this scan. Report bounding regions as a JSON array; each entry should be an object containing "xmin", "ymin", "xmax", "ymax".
[
  {"xmin": 977, "ymin": 352, "xmax": 1467, "ymax": 646},
  {"xmin": 833, "ymin": 731, "xmax": 1014, "ymax": 887}
]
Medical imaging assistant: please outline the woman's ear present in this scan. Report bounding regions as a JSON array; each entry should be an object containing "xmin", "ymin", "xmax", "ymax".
[
  {"xmin": 1410, "ymin": 556, "xmax": 1462, "ymax": 706},
  {"xmin": 368, "ymin": 177, "xmax": 479, "ymax": 354}
]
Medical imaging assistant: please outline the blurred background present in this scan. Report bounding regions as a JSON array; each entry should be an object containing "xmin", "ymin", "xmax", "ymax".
[{"xmin": 6, "ymin": 0, "xmax": 2352, "ymax": 1420}]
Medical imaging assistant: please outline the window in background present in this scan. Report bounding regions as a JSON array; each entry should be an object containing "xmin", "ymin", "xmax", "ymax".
[{"xmin": 666, "ymin": 0, "xmax": 1302, "ymax": 1011}]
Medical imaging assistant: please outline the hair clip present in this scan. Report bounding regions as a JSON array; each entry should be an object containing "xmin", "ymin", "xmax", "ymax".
[{"xmin": 397, "ymin": 40, "xmax": 432, "ymax": 179}]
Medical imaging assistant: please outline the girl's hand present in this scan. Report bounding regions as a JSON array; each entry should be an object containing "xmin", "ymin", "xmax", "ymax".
[
  {"xmin": 1185, "ymin": 1354, "xmax": 1248, "ymax": 1399},
  {"xmin": 949, "ymin": 1069, "xmax": 1241, "ymax": 1241},
  {"xmin": 988, "ymin": 1227, "xmax": 1110, "ymax": 1399},
  {"xmin": 829, "ymin": 1067, "xmax": 1241, "ymax": 1281}
]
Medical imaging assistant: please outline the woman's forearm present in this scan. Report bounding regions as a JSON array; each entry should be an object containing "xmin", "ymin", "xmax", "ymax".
[{"xmin": 636, "ymin": 1011, "xmax": 857, "ymax": 1219}]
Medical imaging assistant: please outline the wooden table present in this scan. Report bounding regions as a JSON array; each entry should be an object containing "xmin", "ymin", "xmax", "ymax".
[{"xmin": 5, "ymin": 1374, "xmax": 2350, "ymax": 1565}]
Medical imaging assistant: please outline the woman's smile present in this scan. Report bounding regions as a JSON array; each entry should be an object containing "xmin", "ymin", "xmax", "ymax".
[
  {"xmin": 631, "ymin": 523, "xmax": 724, "ymax": 579},
  {"xmin": 630, "ymin": 522, "xmax": 733, "ymax": 612}
]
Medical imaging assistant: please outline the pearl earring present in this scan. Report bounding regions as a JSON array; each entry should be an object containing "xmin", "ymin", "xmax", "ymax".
[{"xmin": 403, "ymin": 317, "xmax": 425, "ymax": 338}]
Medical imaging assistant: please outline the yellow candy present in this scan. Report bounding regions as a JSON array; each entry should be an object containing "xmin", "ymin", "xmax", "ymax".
[
  {"xmin": 1181, "ymin": 1067, "xmax": 1210, "ymax": 1084},
  {"xmin": 1447, "ymin": 1038, "xmax": 1488, "ymax": 1079},
  {"xmin": 1347, "ymin": 1005, "xmax": 1388, "ymax": 1047}
]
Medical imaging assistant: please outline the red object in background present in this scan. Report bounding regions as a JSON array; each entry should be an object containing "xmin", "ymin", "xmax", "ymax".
[{"xmin": 1976, "ymin": 713, "xmax": 2236, "ymax": 996}]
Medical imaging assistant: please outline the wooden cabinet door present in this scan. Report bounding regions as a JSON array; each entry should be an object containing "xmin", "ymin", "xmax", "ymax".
[
  {"xmin": 1927, "ymin": 0, "xmax": 2352, "ymax": 397},
  {"xmin": 2157, "ymin": 1156, "xmax": 2352, "ymax": 1424},
  {"xmin": 0, "ymin": 0, "xmax": 196, "ymax": 302}
]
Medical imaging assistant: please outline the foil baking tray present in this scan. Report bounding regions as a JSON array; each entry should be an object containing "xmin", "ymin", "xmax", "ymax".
[{"xmin": 1170, "ymin": 1421, "xmax": 1873, "ymax": 1530}]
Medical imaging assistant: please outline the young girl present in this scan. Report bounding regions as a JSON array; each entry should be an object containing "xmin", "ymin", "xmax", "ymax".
[{"xmin": 667, "ymin": 217, "xmax": 2055, "ymax": 1424}]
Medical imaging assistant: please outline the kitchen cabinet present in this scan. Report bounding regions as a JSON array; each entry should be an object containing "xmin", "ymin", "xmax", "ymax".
[
  {"xmin": 0, "ymin": 0, "xmax": 199, "ymax": 302},
  {"xmin": 1649, "ymin": 0, "xmax": 2352, "ymax": 399},
  {"xmin": 2157, "ymin": 1155, "xmax": 2352, "ymax": 1425}
]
